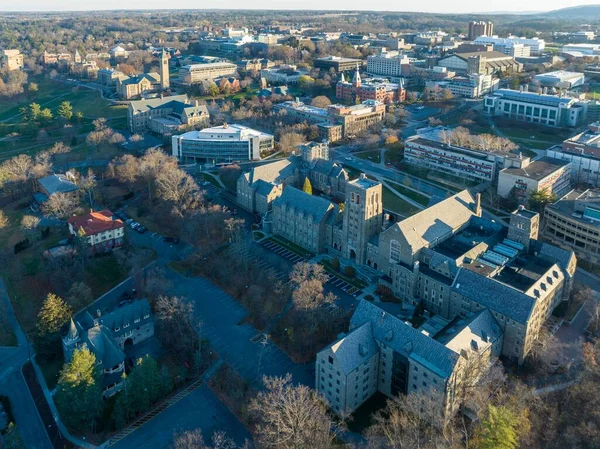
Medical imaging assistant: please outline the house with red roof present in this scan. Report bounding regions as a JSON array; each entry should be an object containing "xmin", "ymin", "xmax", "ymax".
[{"xmin": 67, "ymin": 210, "xmax": 124, "ymax": 253}]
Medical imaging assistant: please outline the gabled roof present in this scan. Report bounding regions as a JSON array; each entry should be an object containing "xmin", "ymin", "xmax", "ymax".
[
  {"xmin": 129, "ymin": 94, "xmax": 189, "ymax": 112},
  {"xmin": 383, "ymin": 190, "xmax": 477, "ymax": 253},
  {"xmin": 350, "ymin": 301, "xmax": 460, "ymax": 378},
  {"xmin": 273, "ymin": 186, "xmax": 334, "ymax": 222},
  {"xmin": 440, "ymin": 309, "xmax": 503, "ymax": 354},
  {"xmin": 67, "ymin": 210, "xmax": 123, "ymax": 235},
  {"xmin": 97, "ymin": 298, "xmax": 153, "ymax": 340},
  {"xmin": 254, "ymin": 179, "xmax": 278, "ymax": 197},
  {"xmin": 451, "ymin": 267, "xmax": 535, "ymax": 324},
  {"xmin": 38, "ymin": 174, "xmax": 78, "ymax": 195},
  {"xmin": 85, "ymin": 325, "xmax": 124, "ymax": 369},
  {"xmin": 248, "ymin": 159, "xmax": 298, "ymax": 185},
  {"xmin": 324, "ymin": 322, "xmax": 379, "ymax": 376}
]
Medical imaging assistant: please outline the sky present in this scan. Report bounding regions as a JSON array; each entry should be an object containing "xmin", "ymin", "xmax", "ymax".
[{"xmin": 3, "ymin": 0, "xmax": 599, "ymax": 13}]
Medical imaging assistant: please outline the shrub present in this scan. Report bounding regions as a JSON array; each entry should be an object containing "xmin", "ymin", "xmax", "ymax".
[
  {"xmin": 331, "ymin": 257, "xmax": 340, "ymax": 272},
  {"xmin": 365, "ymin": 295, "xmax": 374, "ymax": 302},
  {"xmin": 14, "ymin": 238, "xmax": 30, "ymax": 254},
  {"xmin": 344, "ymin": 266, "xmax": 356, "ymax": 278}
]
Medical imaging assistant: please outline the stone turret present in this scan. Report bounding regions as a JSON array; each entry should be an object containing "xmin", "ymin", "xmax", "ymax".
[
  {"xmin": 160, "ymin": 48, "xmax": 170, "ymax": 90},
  {"xmin": 62, "ymin": 317, "xmax": 80, "ymax": 362},
  {"xmin": 352, "ymin": 63, "xmax": 361, "ymax": 88}
]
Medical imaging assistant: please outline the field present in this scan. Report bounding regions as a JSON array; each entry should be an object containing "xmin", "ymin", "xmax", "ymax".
[
  {"xmin": 386, "ymin": 180, "xmax": 429, "ymax": 206},
  {"xmin": 355, "ymin": 149, "xmax": 381, "ymax": 163},
  {"xmin": 0, "ymin": 76, "xmax": 127, "ymax": 161},
  {"xmin": 382, "ymin": 186, "xmax": 421, "ymax": 217}
]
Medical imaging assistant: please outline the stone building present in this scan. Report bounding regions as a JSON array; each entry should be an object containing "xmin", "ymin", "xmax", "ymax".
[
  {"xmin": 236, "ymin": 142, "xmax": 348, "ymax": 215},
  {"xmin": 272, "ymin": 187, "xmax": 339, "ymax": 253},
  {"xmin": 62, "ymin": 299, "xmax": 154, "ymax": 397},
  {"xmin": 336, "ymin": 65, "xmax": 406, "ymax": 104},
  {"xmin": 317, "ymin": 300, "xmax": 503, "ymax": 417},
  {"xmin": 1, "ymin": 49, "xmax": 24, "ymax": 71},
  {"xmin": 128, "ymin": 94, "xmax": 209, "ymax": 136}
]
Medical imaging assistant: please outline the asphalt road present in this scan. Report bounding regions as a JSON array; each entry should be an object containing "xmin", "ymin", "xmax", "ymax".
[{"xmin": 0, "ymin": 280, "xmax": 53, "ymax": 449}]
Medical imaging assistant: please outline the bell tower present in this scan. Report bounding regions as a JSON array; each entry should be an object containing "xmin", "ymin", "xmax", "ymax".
[{"xmin": 160, "ymin": 49, "xmax": 170, "ymax": 90}]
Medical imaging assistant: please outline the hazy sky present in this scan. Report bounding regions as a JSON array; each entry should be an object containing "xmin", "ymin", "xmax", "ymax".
[{"xmin": 3, "ymin": 0, "xmax": 598, "ymax": 13}]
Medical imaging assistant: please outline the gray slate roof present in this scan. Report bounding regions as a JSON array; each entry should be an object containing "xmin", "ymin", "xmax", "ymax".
[
  {"xmin": 531, "ymin": 241, "xmax": 576, "ymax": 274},
  {"xmin": 248, "ymin": 159, "xmax": 298, "ymax": 185},
  {"xmin": 130, "ymin": 94, "xmax": 189, "ymax": 113},
  {"xmin": 350, "ymin": 301, "xmax": 460, "ymax": 378},
  {"xmin": 385, "ymin": 190, "xmax": 476, "ymax": 252},
  {"xmin": 325, "ymin": 321, "xmax": 379, "ymax": 376},
  {"xmin": 254, "ymin": 179, "xmax": 278, "ymax": 196},
  {"xmin": 84, "ymin": 326, "xmax": 124, "ymax": 369},
  {"xmin": 441, "ymin": 309, "xmax": 503, "ymax": 354},
  {"xmin": 273, "ymin": 186, "xmax": 334, "ymax": 222},
  {"xmin": 451, "ymin": 268, "xmax": 535, "ymax": 324},
  {"xmin": 38, "ymin": 174, "xmax": 78, "ymax": 196},
  {"xmin": 97, "ymin": 298, "xmax": 153, "ymax": 340}
]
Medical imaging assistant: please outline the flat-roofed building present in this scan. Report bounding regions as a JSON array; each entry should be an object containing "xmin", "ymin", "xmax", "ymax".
[
  {"xmin": 177, "ymin": 62, "xmax": 237, "ymax": 85},
  {"xmin": 534, "ymin": 71, "xmax": 585, "ymax": 89},
  {"xmin": 314, "ymin": 56, "xmax": 363, "ymax": 72},
  {"xmin": 468, "ymin": 21, "xmax": 494, "ymax": 40},
  {"xmin": 484, "ymin": 89, "xmax": 586, "ymax": 127},
  {"xmin": 172, "ymin": 124, "xmax": 273, "ymax": 163},
  {"xmin": 404, "ymin": 133, "xmax": 526, "ymax": 183},
  {"xmin": 1, "ymin": 49, "xmax": 24, "ymax": 71},
  {"xmin": 547, "ymin": 122, "xmax": 600, "ymax": 186},
  {"xmin": 497, "ymin": 156, "xmax": 572, "ymax": 201},
  {"xmin": 367, "ymin": 51, "xmax": 411, "ymax": 78},
  {"xmin": 543, "ymin": 189, "xmax": 600, "ymax": 266},
  {"xmin": 438, "ymin": 51, "xmax": 522, "ymax": 76}
]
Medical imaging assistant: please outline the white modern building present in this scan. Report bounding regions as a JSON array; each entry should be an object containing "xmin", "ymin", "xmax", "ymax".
[
  {"xmin": 534, "ymin": 71, "xmax": 585, "ymax": 89},
  {"xmin": 177, "ymin": 62, "xmax": 237, "ymax": 85},
  {"xmin": 474, "ymin": 36, "xmax": 545, "ymax": 55},
  {"xmin": 367, "ymin": 51, "xmax": 411, "ymax": 77},
  {"xmin": 431, "ymin": 73, "xmax": 498, "ymax": 98},
  {"xmin": 562, "ymin": 43, "xmax": 600, "ymax": 56},
  {"xmin": 171, "ymin": 124, "xmax": 274, "ymax": 163},
  {"xmin": 484, "ymin": 89, "xmax": 586, "ymax": 127}
]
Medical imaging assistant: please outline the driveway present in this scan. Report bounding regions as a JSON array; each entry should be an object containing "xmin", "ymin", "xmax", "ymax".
[
  {"xmin": 167, "ymin": 272, "xmax": 314, "ymax": 387},
  {"xmin": 111, "ymin": 385, "xmax": 250, "ymax": 449}
]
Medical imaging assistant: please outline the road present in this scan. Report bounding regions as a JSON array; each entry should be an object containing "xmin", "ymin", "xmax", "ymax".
[{"xmin": 0, "ymin": 280, "xmax": 53, "ymax": 449}]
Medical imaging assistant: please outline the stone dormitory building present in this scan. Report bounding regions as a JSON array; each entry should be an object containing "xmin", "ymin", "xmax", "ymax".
[
  {"xmin": 62, "ymin": 299, "xmax": 154, "ymax": 397},
  {"xmin": 316, "ymin": 189, "xmax": 576, "ymax": 417}
]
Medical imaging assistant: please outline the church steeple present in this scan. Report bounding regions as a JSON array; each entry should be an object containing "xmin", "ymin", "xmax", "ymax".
[
  {"xmin": 352, "ymin": 63, "xmax": 361, "ymax": 88},
  {"xmin": 340, "ymin": 72, "xmax": 345, "ymax": 83}
]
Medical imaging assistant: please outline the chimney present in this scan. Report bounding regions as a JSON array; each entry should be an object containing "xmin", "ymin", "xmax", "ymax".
[{"xmin": 475, "ymin": 193, "xmax": 482, "ymax": 216}]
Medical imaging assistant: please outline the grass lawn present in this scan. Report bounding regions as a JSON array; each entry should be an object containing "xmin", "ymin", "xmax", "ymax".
[
  {"xmin": 84, "ymin": 254, "xmax": 127, "ymax": 298},
  {"xmin": 0, "ymin": 298, "xmax": 17, "ymax": 347},
  {"xmin": 0, "ymin": 76, "xmax": 127, "ymax": 124},
  {"xmin": 355, "ymin": 149, "xmax": 381, "ymax": 164},
  {"xmin": 382, "ymin": 186, "xmax": 421, "ymax": 217},
  {"xmin": 38, "ymin": 355, "xmax": 64, "ymax": 391},
  {"xmin": 386, "ymin": 181, "xmax": 429, "ymax": 206}
]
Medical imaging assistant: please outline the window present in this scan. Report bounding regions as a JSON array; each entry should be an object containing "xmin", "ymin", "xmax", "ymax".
[
  {"xmin": 390, "ymin": 240, "xmax": 402, "ymax": 263},
  {"xmin": 329, "ymin": 356, "xmax": 334, "ymax": 364}
]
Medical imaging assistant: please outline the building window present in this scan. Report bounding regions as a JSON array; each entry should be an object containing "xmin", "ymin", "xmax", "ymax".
[{"xmin": 329, "ymin": 356, "xmax": 334, "ymax": 364}]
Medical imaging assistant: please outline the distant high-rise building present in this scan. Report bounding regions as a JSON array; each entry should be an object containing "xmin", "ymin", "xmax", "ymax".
[{"xmin": 468, "ymin": 21, "xmax": 494, "ymax": 40}]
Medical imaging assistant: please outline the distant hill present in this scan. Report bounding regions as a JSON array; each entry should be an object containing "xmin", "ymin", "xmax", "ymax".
[{"xmin": 544, "ymin": 4, "xmax": 600, "ymax": 18}]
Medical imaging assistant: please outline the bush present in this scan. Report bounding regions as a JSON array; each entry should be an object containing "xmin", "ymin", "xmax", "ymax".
[
  {"xmin": 344, "ymin": 266, "xmax": 356, "ymax": 278},
  {"xmin": 365, "ymin": 295, "xmax": 374, "ymax": 301},
  {"xmin": 14, "ymin": 238, "xmax": 30, "ymax": 254},
  {"xmin": 0, "ymin": 395, "xmax": 15, "ymax": 429},
  {"xmin": 331, "ymin": 257, "xmax": 340, "ymax": 272}
]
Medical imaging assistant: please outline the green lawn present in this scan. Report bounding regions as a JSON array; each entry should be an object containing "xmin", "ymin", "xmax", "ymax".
[
  {"xmin": 382, "ymin": 186, "xmax": 421, "ymax": 217},
  {"xmin": 355, "ymin": 150, "xmax": 381, "ymax": 164},
  {"xmin": 38, "ymin": 355, "xmax": 64, "ymax": 390},
  {"xmin": 0, "ymin": 76, "xmax": 126, "ymax": 123},
  {"xmin": 386, "ymin": 181, "xmax": 429, "ymax": 206}
]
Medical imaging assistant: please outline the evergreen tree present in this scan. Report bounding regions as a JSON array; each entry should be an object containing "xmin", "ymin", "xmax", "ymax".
[
  {"xmin": 28, "ymin": 103, "xmax": 41, "ymax": 121},
  {"xmin": 112, "ymin": 356, "xmax": 171, "ymax": 428},
  {"xmin": 54, "ymin": 347, "xmax": 103, "ymax": 432},
  {"xmin": 474, "ymin": 405, "xmax": 519, "ymax": 449},
  {"xmin": 36, "ymin": 293, "xmax": 72, "ymax": 336},
  {"xmin": 57, "ymin": 101, "xmax": 73, "ymax": 121},
  {"xmin": 302, "ymin": 177, "xmax": 313, "ymax": 195}
]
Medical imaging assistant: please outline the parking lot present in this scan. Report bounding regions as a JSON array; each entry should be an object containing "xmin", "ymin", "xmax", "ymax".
[
  {"xmin": 259, "ymin": 239, "xmax": 362, "ymax": 299},
  {"xmin": 261, "ymin": 239, "xmax": 309, "ymax": 265}
]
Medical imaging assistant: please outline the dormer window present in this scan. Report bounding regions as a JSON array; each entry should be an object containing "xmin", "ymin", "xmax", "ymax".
[
  {"xmin": 123, "ymin": 323, "xmax": 130, "ymax": 328},
  {"xmin": 134, "ymin": 318, "xmax": 140, "ymax": 324},
  {"xmin": 143, "ymin": 314, "xmax": 150, "ymax": 319},
  {"xmin": 114, "ymin": 326, "xmax": 120, "ymax": 332}
]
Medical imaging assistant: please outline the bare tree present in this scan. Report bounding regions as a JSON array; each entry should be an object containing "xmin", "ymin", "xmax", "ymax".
[
  {"xmin": 250, "ymin": 374, "xmax": 342, "ymax": 449},
  {"xmin": 0, "ymin": 210, "xmax": 10, "ymax": 229},
  {"xmin": 41, "ymin": 192, "xmax": 78, "ymax": 219},
  {"xmin": 278, "ymin": 132, "xmax": 305, "ymax": 155},
  {"xmin": 77, "ymin": 168, "xmax": 97, "ymax": 208},
  {"xmin": 113, "ymin": 154, "xmax": 140, "ymax": 184},
  {"xmin": 154, "ymin": 295, "xmax": 199, "ymax": 360},
  {"xmin": 172, "ymin": 429, "xmax": 239, "ymax": 449},
  {"xmin": 155, "ymin": 168, "xmax": 202, "ymax": 217},
  {"xmin": 20, "ymin": 214, "xmax": 40, "ymax": 237}
]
